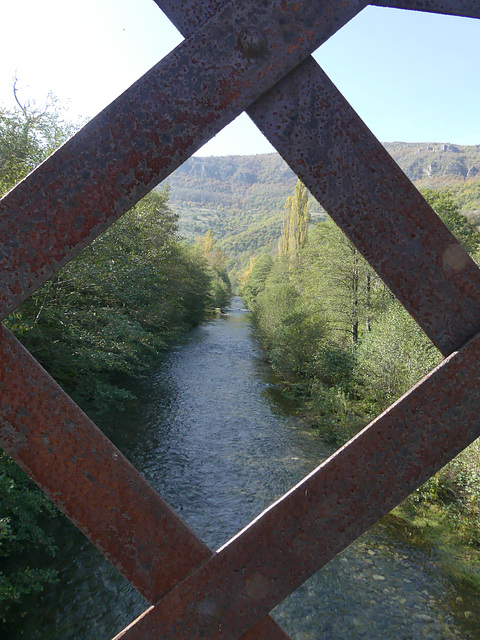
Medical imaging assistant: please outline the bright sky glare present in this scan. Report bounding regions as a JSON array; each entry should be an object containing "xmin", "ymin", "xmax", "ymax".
[{"xmin": 0, "ymin": 0, "xmax": 479, "ymax": 156}]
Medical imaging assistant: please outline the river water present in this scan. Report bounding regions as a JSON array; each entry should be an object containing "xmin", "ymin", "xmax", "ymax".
[{"xmin": 13, "ymin": 297, "xmax": 479, "ymax": 639}]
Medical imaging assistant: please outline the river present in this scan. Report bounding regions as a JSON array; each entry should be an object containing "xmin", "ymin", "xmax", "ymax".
[{"xmin": 12, "ymin": 297, "xmax": 479, "ymax": 639}]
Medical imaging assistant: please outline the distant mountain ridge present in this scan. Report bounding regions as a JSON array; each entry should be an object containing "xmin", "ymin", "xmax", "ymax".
[
  {"xmin": 384, "ymin": 141, "xmax": 480, "ymax": 185},
  {"xmin": 164, "ymin": 142, "xmax": 480, "ymax": 264}
]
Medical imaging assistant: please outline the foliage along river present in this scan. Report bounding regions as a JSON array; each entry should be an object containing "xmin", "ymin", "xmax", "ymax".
[{"xmin": 13, "ymin": 297, "xmax": 480, "ymax": 639}]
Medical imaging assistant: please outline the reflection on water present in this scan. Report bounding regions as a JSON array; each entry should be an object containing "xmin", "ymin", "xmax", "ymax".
[{"xmin": 12, "ymin": 297, "xmax": 479, "ymax": 639}]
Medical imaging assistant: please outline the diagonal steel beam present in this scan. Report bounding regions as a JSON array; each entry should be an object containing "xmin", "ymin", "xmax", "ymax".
[
  {"xmin": 98, "ymin": 2, "xmax": 480, "ymax": 638},
  {"xmin": 156, "ymin": 0, "xmax": 480, "ymax": 29},
  {"xmin": 372, "ymin": 0, "xmax": 480, "ymax": 18},
  {"xmin": 0, "ymin": 322, "xmax": 208, "ymax": 601},
  {"xmin": 0, "ymin": 323, "xmax": 289, "ymax": 639},
  {"xmin": 248, "ymin": 57, "xmax": 480, "ymax": 356},
  {"xmin": 113, "ymin": 329, "xmax": 480, "ymax": 640},
  {"xmin": 154, "ymin": 1, "xmax": 480, "ymax": 356},
  {"xmin": 0, "ymin": 0, "xmax": 369, "ymax": 322},
  {"xmin": 2, "ymin": 2, "xmax": 477, "ymax": 639}
]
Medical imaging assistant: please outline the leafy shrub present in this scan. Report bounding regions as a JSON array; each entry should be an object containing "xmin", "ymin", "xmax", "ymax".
[{"xmin": 0, "ymin": 452, "xmax": 58, "ymax": 625}]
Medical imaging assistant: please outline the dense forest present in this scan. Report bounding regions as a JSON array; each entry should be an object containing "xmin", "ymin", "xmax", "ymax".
[
  {"xmin": 0, "ymin": 95, "xmax": 230, "ymax": 626},
  {"xmin": 241, "ymin": 180, "xmax": 480, "ymax": 589}
]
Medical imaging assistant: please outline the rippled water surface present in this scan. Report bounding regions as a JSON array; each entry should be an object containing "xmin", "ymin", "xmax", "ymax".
[{"xmin": 12, "ymin": 297, "xmax": 479, "ymax": 639}]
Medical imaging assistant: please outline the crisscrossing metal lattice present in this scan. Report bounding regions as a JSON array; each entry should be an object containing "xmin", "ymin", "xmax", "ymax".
[{"xmin": 1, "ymin": 1, "xmax": 480, "ymax": 637}]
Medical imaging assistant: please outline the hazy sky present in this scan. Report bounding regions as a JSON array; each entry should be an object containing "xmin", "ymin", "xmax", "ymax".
[{"xmin": 1, "ymin": 0, "xmax": 479, "ymax": 156}]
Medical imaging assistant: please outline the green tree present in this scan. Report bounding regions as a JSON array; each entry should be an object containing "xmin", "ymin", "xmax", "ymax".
[
  {"xmin": 241, "ymin": 253, "xmax": 274, "ymax": 308},
  {"xmin": 6, "ymin": 188, "xmax": 212, "ymax": 411},
  {"xmin": 0, "ymin": 89, "xmax": 78, "ymax": 625},
  {"xmin": 195, "ymin": 230, "xmax": 232, "ymax": 308},
  {"xmin": 354, "ymin": 301, "xmax": 441, "ymax": 414},
  {"xmin": 295, "ymin": 218, "xmax": 382, "ymax": 349},
  {"xmin": 0, "ymin": 82, "xmax": 76, "ymax": 196},
  {"xmin": 238, "ymin": 256, "xmax": 257, "ymax": 293},
  {"xmin": 422, "ymin": 188, "xmax": 480, "ymax": 256},
  {"xmin": 278, "ymin": 180, "xmax": 310, "ymax": 259},
  {"xmin": 0, "ymin": 452, "xmax": 58, "ymax": 625}
]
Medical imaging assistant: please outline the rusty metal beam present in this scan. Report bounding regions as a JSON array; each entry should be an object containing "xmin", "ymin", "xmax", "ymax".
[
  {"xmin": 156, "ymin": 0, "xmax": 480, "ymax": 25},
  {"xmin": 372, "ymin": 0, "xmax": 480, "ymax": 19},
  {"xmin": 0, "ymin": 323, "xmax": 208, "ymax": 602},
  {"xmin": 248, "ymin": 58, "xmax": 480, "ymax": 356},
  {"xmin": 154, "ymin": 0, "xmax": 226, "ymax": 33},
  {"xmin": 0, "ymin": 0, "xmax": 369, "ymax": 322},
  {"xmin": 1, "ymin": 2, "xmax": 478, "ymax": 639},
  {"xmin": 154, "ymin": 0, "xmax": 480, "ymax": 356},
  {"xmin": 113, "ymin": 331, "xmax": 480, "ymax": 640},
  {"xmin": 0, "ymin": 324, "xmax": 289, "ymax": 640}
]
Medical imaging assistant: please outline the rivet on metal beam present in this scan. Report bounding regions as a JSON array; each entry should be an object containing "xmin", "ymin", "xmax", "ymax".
[{"xmin": 237, "ymin": 29, "xmax": 268, "ymax": 58}]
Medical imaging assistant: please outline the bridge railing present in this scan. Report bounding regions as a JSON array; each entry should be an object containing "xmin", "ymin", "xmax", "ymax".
[{"xmin": 1, "ymin": 1, "xmax": 479, "ymax": 638}]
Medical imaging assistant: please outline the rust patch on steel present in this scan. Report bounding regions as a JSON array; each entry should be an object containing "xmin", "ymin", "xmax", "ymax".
[
  {"xmin": 113, "ymin": 332, "xmax": 480, "ymax": 639},
  {"xmin": 0, "ymin": 0, "xmax": 368, "ymax": 322}
]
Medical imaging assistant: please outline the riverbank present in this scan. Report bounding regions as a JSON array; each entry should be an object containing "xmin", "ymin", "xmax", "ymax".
[
  {"xmin": 391, "ymin": 438, "xmax": 480, "ymax": 593},
  {"xmin": 384, "ymin": 509, "xmax": 480, "ymax": 632},
  {"xmin": 390, "ymin": 503, "xmax": 480, "ymax": 590},
  {"xmin": 240, "ymin": 185, "xmax": 480, "ymax": 609},
  {"xmin": 276, "ymin": 379, "xmax": 480, "ymax": 600}
]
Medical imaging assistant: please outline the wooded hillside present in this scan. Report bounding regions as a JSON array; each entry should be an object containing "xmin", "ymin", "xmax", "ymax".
[{"xmin": 164, "ymin": 143, "xmax": 480, "ymax": 265}]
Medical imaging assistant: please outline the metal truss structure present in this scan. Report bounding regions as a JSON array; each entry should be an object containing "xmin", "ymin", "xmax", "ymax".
[{"xmin": 1, "ymin": 1, "xmax": 480, "ymax": 638}]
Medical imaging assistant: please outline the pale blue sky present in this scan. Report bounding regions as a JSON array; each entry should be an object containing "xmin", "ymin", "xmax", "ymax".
[{"xmin": 1, "ymin": 0, "xmax": 479, "ymax": 156}]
